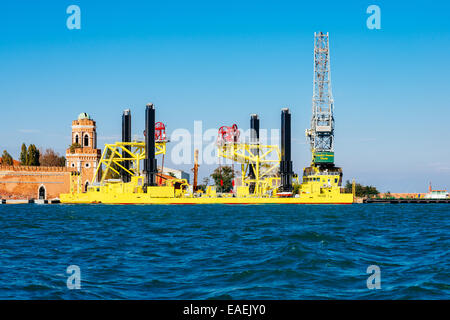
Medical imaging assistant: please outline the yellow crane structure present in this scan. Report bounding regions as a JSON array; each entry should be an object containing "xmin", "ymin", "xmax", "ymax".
[
  {"xmin": 69, "ymin": 141, "xmax": 168, "ymax": 195},
  {"xmin": 94, "ymin": 141, "xmax": 167, "ymax": 185},
  {"xmin": 216, "ymin": 120, "xmax": 283, "ymax": 197},
  {"xmin": 217, "ymin": 141, "xmax": 281, "ymax": 197}
]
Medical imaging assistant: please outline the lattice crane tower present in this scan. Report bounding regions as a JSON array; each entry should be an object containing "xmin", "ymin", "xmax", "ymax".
[{"xmin": 306, "ymin": 31, "xmax": 335, "ymax": 166}]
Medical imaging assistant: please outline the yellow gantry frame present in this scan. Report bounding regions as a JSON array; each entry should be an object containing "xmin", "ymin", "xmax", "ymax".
[
  {"xmin": 93, "ymin": 141, "xmax": 167, "ymax": 184},
  {"xmin": 217, "ymin": 142, "xmax": 281, "ymax": 196}
]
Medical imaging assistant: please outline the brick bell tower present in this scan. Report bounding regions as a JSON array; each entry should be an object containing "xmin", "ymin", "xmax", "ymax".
[{"xmin": 66, "ymin": 113, "xmax": 102, "ymax": 191}]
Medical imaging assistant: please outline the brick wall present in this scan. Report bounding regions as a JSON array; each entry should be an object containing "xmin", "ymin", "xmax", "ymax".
[{"xmin": 0, "ymin": 165, "xmax": 75, "ymax": 200}]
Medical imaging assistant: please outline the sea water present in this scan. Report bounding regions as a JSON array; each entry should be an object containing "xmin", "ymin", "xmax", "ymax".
[{"xmin": 0, "ymin": 204, "xmax": 448, "ymax": 299}]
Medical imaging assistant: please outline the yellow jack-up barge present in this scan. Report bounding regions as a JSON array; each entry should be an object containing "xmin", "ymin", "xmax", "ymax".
[
  {"xmin": 61, "ymin": 32, "xmax": 353, "ymax": 204},
  {"xmin": 60, "ymin": 105, "xmax": 354, "ymax": 205}
]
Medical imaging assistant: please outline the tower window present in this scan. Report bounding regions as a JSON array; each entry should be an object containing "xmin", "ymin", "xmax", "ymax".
[
  {"xmin": 75, "ymin": 135, "xmax": 79, "ymax": 144},
  {"xmin": 84, "ymin": 134, "xmax": 89, "ymax": 147}
]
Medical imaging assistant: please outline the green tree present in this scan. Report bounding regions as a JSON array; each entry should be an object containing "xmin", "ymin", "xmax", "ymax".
[
  {"xmin": 69, "ymin": 143, "xmax": 81, "ymax": 153},
  {"xmin": 19, "ymin": 143, "xmax": 27, "ymax": 165},
  {"xmin": 104, "ymin": 148, "xmax": 121, "ymax": 179},
  {"xmin": 210, "ymin": 166, "xmax": 235, "ymax": 192},
  {"xmin": 58, "ymin": 156, "xmax": 66, "ymax": 167},
  {"xmin": 344, "ymin": 180, "xmax": 353, "ymax": 193},
  {"xmin": 344, "ymin": 180, "xmax": 379, "ymax": 198},
  {"xmin": 292, "ymin": 183, "xmax": 301, "ymax": 195},
  {"xmin": 1, "ymin": 150, "xmax": 13, "ymax": 165},
  {"xmin": 195, "ymin": 177, "xmax": 210, "ymax": 192},
  {"xmin": 363, "ymin": 185, "xmax": 379, "ymax": 198},
  {"xmin": 26, "ymin": 144, "xmax": 40, "ymax": 166}
]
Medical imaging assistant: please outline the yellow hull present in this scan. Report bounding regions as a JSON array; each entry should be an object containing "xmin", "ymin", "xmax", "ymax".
[
  {"xmin": 60, "ymin": 192, "xmax": 353, "ymax": 205},
  {"xmin": 61, "ymin": 172, "xmax": 354, "ymax": 205}
]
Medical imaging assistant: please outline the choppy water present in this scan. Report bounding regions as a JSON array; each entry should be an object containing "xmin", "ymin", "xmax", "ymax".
[{"xmin": 0, "ymin": 204, "xmax": 448, "ymax": 299}]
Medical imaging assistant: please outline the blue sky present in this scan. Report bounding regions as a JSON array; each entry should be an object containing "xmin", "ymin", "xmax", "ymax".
[{"xmin": 1, "ymin": 0, "xmax": 449, "ymax": 192}]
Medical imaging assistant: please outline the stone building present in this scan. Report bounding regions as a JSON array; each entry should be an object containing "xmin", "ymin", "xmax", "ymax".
[
  {"xmin": 0, "ymin": 113, "xmax": 101, "ymax": 200},
  {"xmin": 65, "ymin": 113, "xmax": 102, "ymax": 191}
]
